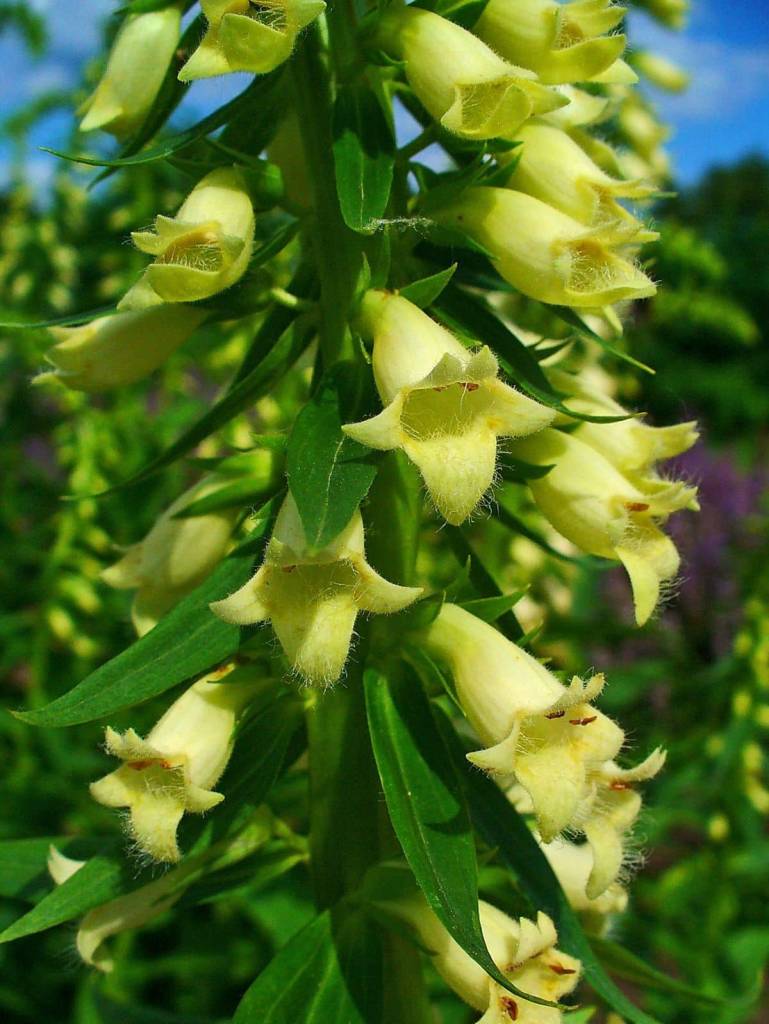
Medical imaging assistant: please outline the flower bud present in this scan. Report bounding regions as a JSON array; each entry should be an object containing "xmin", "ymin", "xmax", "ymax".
[
  {"xmin": 102, "ymin": 474, "xmax": 239, "ymax": 636},
  {"xmin": 618, "ymin": 99, "xmax": 669, "ymax": 160},
  {"xmin": 434, "ymin": 187, "xmax": 656, "ymax": 308},
  {"xmin": 90, "ymin": 663, "xmax": 256, "ymax": 862},
  {"xmin": 179, "ymin": 0, "xmax": 326, "ymax": 81},
  {"xmin": 119, "ymin": 167, "xmax": 256, "ymax": 311},
  {"xmin": 630, "ymin": 51, "xmax": 689, "ymax": 92},
  {"xmin": 509, "ymin": 428, "xmax": 697, "ymax": 623},
  {"xmin": 380, "ymin": 892, "xmax": 581, "ymax": 1023},
  {"xmin": 631, "ymin": 0, "xmax": 689, "ymax": 29},
  {"xmin": 474, "ymin": 0, "xmax": 626, "ymax": 85},
  {"xmin": 548, "ymin": 367, "xmax": 698, "ymax": 483},
  {"xmin": 79, "ymin": 8, "xmax": 182, "ymax": 138},
  {"xmin": 211, "ymin": 494, "xmax": 421, "ymax": 684},
  {"xmin": 343, "ymin": 291, "xmax": 554, "ymax": 524},
  {"xmin": 503, "ymin": 121, "xmax": 657, "ymax": 235},
  {"xmin": 39, "ymin": 306, "xmax": 207, "ymax": 392},
  {"xmin": 374, "ymin": 7, "xmax": 565, "ymax": 140}
]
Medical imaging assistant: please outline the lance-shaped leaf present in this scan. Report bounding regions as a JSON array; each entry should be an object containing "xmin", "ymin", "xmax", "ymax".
[{"xmin": 332, "ymin": 85, "xmax": 395, "ymax": 234}]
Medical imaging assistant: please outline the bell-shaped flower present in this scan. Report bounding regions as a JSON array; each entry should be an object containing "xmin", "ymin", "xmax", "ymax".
[
  {"xmin": 434, "ymin": 187, "xmax": 656, "ymax": 308},
  {"xmin": 102, "ymin": 474, "xmax": 240, "ymax": 636},
  {"xmin": 541, "ymin": 85, "xmax": 612, "ymax": 129},
  {"xmin": 630, "ymin": 51, "xmax": 689, "ymax": 93},
  {"xmin": 211, "ymin": 494, "xmax": 421, "ymax": 684},
  {"xmin": 79, "ymin": 8, "xmax": 182, "ymax": 138},
  {"xmin": 548, "ymin": 367, "xmax": 698, "ymax": 486},
  {"xmin": 90, "ymin": 663, "xmax": 256, "ymax": 863},
  {"xmin": 539, "ymin": 837, "xmax": 628, "ymax": 922},
  {"xmin": 510, "ymin": 428, "xmax": 697, "ymax": 623},
  {"xmin": 39, "ymin": 305, "xmax": 207, "ymax": 392},
  {"xmin": 419, "ymin": 603, "xmax": 627, "ymax": 841},
  {"xmin": 474, "ymin": 0, "xmax": 626, "ymax": 85},
  {"xmin": 374, "ymin": 7, "xmax": 565, "ymax": 140},
  {"xmin": 119, "ymin": 167, "xmax": 256, "ymax": 311},
  {"xmin": 503, "ymin": 121, "xmax": 657, "ymax": 237},
  {"xmin": 178, "ymin": 0, "xmax": 326, "ymax": 81},
  {"xmin": 342, "ymin": 291, "xmax": 554, "ymax": 524},
  {"xmin": 380, "ymin": 893, "xmax": 580, "ymax": 1024}
]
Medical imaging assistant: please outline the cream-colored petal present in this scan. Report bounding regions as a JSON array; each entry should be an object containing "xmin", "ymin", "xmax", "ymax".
[
  {"xmin": 342, "ymin": 398, "xmax": 405, "ymax": 452},
  {"xmin": 210, "ymin": 566, "xmax": 271, "ymax": 625}
]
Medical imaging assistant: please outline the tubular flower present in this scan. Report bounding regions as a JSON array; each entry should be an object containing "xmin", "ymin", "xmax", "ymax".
[
  {"xmin": 119, "ymin": 167, "xmax": 256, "ymax": 311},
  {"xmin": 548, "ymin": 367, "xmax": 699, "ymax": 485},
  {"xmin": 434, "ymin": 187, "xmax": 656, "ymax": 308},
  {"xmin": 103, "ymin": 475, "xmax": 241, "ymax": 636},
  {"xmin": 541, "ymin": 85, "xmax": 612, "ymax": 128},
  {"xmin": 631, "ymin": 0, "xmax": 689, "ymax": 29},
  {"xmin": 538, "ymin": 837, "xmax": 628, "ymax": 922},
  {"xmin": 39, "ymin": 306, "xmax": 207, "ymax": 392},
  {"xmin": 509, "ymin": 428, "xmax": 698, "ymax": 624},
  {"xmin": 178, "ymin": 0, "xmax": 326, "ymax": 81},
  {"xmin": 618, "ymin": 99, "xmax": 670, "ymax": 161},
  {"xmin": 420, "ymin": 604, "xmax": 664, "ymax": 893},
  {"xmin": 630, "ymin": 51, "xmax": 689, "ymax": 93},
  {"xmin": 381, "ymin": 894, "xmax": 581, "ymax": 1024},
  {"xmin": 79, "ymin": 7, "xmax": 182, "ymax": 138},
  {"xmin": 502, "ymin": 121, "xmax": 657, "ymax": 236},
  {"xmin": 373, "ymin": 7, "xmax": 565, "ymax": 141},
  {"xmin": 90, "ymin": 664, "xmax": 256, "ymax": 863},
  {"xmin": 47, "ymin": 846, "xmax": 193, "ymax": 970},
  {"xmin": 343, "ymin": 291, "xmax": 554, "ymax": 524},
  {"xmin": 420, "ymin": 603, "xmax": 624, "ymax": 842},
  {"xmin": 211, "ymin": 494, "xmax": 421, "ymax": 684},
  {"xmin": 474, "ymin": 0, "xmax": 626, "ymax": 85}
]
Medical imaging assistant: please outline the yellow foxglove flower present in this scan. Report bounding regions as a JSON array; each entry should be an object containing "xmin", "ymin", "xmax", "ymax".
[
  {"xmin": 178, "ymin": 0, "xmax": 326, "ymax": 81},
  {"xmin": 79, "ymin": 8, "xmax": 182, "ymax": 138},
  {"xmin": 211, "ymin": 494, "xmax": 421, "ymax": 684},
  {"xmin": 618, "ymin": 99, "xmax": 670, "ymax": 160},
  {"xmin": 510, "ymin": 428, "xmax": 697, "ymax": 623},
  {"xmin": 539, "ymin": 837, "xmax": 629, "ymax": 920},
  {"xmin": 102, "ymin": 474, "xmax": 240, "ymax": 636},
  {"xmin": 420, "ymin": 603, "xmax": 627, "ymax": 840},
  {"xmin": 343, "ymin": 291, "xmax": 554, "ymax": 524},
  {"xmin": 474, "ymin": 0, "xmax": 626, "ymax": 85},
  {"xmin": 581, "ymin": 749, "xmax": 665, "ymax": 897},
  {"xmin": 39, "ymin": 306, "xmax": 207, "ymax": 392},
  {"xmin": 434, "ymin": 187, "xmax": 656, "ymax": 307},
  {"xmin": 588, "ymin": 56, "xmax": 637, "ymax": 84},
  {"xmin": 90, "ymin": 664, "xmax": 255, "ymax": 863},
  {"xmin": 119, "ymin": 167, "xmax": 256, "ymax": 311},
  {"xmin": 503, "ymin": 121, "xmax": 657, "ymax": 235},
  {"xmin": 542, "ymin": 84, "xmax": 612, "ymax": 128},
  {"xmin": 630, "ymin": 51, "xmax": 689, "ymax": 92},
  {"xmin": 549, "ymin": 367, "xmax": 698, "ymax": 482},
  {"xmin": 374, "ymin": 7, "xmax": 565, "ymax": 140},
  {"xmin": 381, "ymin": 894, "xmax": 581, "ymax": 1024}
]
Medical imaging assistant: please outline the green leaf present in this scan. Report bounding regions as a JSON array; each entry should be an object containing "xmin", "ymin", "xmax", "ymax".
[
  {"xmin": 332, "ymin": 85, "xmax": 395, "ymax": 233},
  {"xmin": 287, "ymin": 365, "xmax": 379, "ymax": 551},
  {"xmin": 14, "ymin": 498, "xmax": 280, "ymax": 727},
  {"xmin": 0, "ymin": 854, "xmax": 126, "ymax": 944},
  {"xmin": 591, "ymin": 937, "xmax": 727, "ymax": 1008},
  {"xmin": 0, "ymin": 837, "xmax": 113, "ymax": 902},
  {"xmin": 43, "ymin": 73, "xmax": 283, "ymax": 170},
  {"xmin": 86, "ymin": 985, "xmax": 221, "ymax": 1024},
  {"xmin": 0, "ymin": 305, "xmax": 117, "ymax": 329},
  {"xmin": 498, "ymin": 454, "xmax": 554, "ymax": 482},
  {"xmin": 172, "ymin": 479, "xmax": 279, "ymax": 519},
  {"xmin": 446, "ymin": 527, "xmax": 524, "ymax": 640},
  {"xmin": 399, "ymin": 264, "xmax": 457, "ymax": 308},
  {"xmin": 458, "ymin": 591, "xmax": 526, "ymax": 623},
  {"xmin": 97, "ymin": 312, "xmax": 312, "ymax": 494},
  {"xmin": 364, "ymin": 667, "xmax": 557, "ymax": 1008},
  {"xmin": 443, "ymin": 717, "xmax": 664, "ymax": 1024},
  {"xmin": 233, "ymin": 910, "xmax": 382, "ymax": 1024},
  {"xmin": 550, "ymin": 306, "xmax": 655, "ymax": 375}
]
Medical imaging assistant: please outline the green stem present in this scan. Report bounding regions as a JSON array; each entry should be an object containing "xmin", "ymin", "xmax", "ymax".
[{"xmin": 291, "ymin": 28, "xmax": 362, "ymax": 368}]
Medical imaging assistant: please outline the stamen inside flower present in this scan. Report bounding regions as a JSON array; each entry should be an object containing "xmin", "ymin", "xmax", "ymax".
[
  {"xmin": 157, "ymin": 231, "xmax": 225, "ymax": 272},
  {"xmin": 246, "ymin": 0, "xmax": 287, "ymax": 30}
]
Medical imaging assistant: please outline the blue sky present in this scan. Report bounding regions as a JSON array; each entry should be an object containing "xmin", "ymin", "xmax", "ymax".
[{"xmin": 1, "ymin": 0, "xmax": 768, "ymax": 193}]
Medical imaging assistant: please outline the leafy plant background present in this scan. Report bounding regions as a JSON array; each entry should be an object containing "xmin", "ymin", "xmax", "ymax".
[{"xmin": 0, "ymin": 4, "xmax": 768, "ymax": 1024}]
